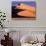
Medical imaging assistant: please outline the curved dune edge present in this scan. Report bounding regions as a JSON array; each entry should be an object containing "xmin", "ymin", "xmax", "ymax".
[
  {"xmin": 16, "ymin": 3, "xmax": 35, "ymax": 12},
  {"xmin": 17, "ymin": 10, "xmax": 35, "ymax": 17}
]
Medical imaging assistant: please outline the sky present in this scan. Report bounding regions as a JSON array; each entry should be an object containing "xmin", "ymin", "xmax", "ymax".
[
  {"xmin": 12, "ymin": 1, "xmax": 36, "ymax": 7},
  {"xmin": 12, "ymin": 0, "xmax": 35, "ymax": 1}
]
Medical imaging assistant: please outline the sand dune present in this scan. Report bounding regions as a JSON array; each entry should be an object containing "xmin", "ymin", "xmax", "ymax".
[
  {"xmin": 17, "ymin": 10, "xmax": 35, "ymax": 17},
  {"xmin": 16, "ymin": 3, "xmax": 35, "ymax": 12},
  {"xmin": 16, "ymin": 3, "xmax": 35, "ymax": 17}
]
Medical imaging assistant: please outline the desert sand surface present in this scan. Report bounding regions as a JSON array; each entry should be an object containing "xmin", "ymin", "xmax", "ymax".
[{"xmin": 16, "ymin": 3, "xmax": 35, "ymax": 17}]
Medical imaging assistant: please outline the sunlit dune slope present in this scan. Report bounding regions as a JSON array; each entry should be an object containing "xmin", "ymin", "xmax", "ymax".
[
  {"xmin": 16, "ymin": 3, "xmax": 35, "ymax": 12},
  {"xmin": 17, "ymin": 10, "xmax": 35, "ymax": 17}
]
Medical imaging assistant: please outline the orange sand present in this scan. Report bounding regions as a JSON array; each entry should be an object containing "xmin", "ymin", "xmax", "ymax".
[
  {"xmin": 16, "ymin": 3, "xmax": 36, "ymax": 17},
  {"xmin": 17, "ymin": 10, "xmax": 35, "ymax": 17},
  {"xmin": 16, "ymin": 3, "xmax": 35, "ymax": 12}
]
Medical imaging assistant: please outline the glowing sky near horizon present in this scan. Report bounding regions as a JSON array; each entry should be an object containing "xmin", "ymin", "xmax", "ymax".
[{"xmin": 12, "ymin": 0, "xmax": 35, "ymax": 1}]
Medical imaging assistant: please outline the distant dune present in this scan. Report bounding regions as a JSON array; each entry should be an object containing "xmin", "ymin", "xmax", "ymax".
[{"xmin": 16, "ymin": 3, "xmax": 35, "ymax": 12}]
